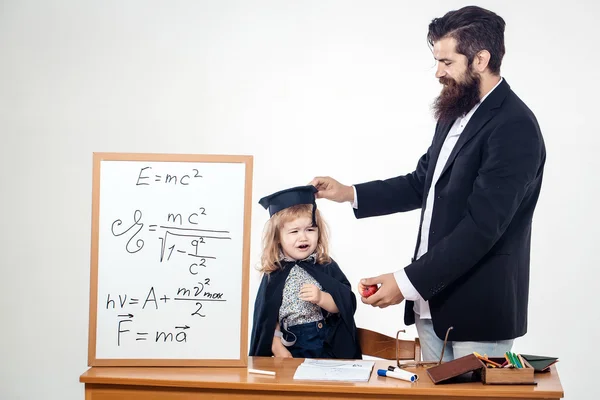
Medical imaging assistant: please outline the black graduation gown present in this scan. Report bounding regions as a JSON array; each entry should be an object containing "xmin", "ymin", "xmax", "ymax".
[{"xmin": 249, "ymin": 259, "xmax": 362, "ymax": 359}]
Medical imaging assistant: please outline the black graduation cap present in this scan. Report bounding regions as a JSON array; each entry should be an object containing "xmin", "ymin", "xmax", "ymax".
[{"xmin": 258, "ymin": 185, "xmax": 318, "ymax": 225}]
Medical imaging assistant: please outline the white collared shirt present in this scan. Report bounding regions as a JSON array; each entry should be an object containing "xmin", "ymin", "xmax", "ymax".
[{"xmin": 353, "ymin": 78, "xmax": 503, "ymax": 319}]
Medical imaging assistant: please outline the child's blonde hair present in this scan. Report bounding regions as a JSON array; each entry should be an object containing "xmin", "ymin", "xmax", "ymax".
[{"xmin": 260, "ymin": 204, "xmax": 331, "ymax": 273}]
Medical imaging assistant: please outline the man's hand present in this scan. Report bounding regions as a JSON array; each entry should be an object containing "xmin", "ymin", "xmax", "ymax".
[
  {"xmin": 299, "ymin": 283, "xmax": 322, "ymax": 304},
  {"xmin": 309, "ymin": 176, "xmax": 354, "ymax": 203},
  {"xmin": 358, "ymin": 273, "xmax": 405, "ymax": 308}
]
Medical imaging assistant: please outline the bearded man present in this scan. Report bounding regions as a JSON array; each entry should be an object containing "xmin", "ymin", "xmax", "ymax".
[{"xmin": 310, "ymin": 6, "xmax": 546, "ymax": 361}]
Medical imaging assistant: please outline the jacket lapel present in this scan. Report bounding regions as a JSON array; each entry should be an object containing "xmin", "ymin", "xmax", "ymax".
[
  {"xmin": 424, "ymin": 120, "xmax": 453, "ymax": 193},
  {"xmin": 417, "ymin": 119, "xmax": 453, "ymax": 257},
  {"xmin": 438, "ymin": 79, "xmax": 511, "ymax": 179}
]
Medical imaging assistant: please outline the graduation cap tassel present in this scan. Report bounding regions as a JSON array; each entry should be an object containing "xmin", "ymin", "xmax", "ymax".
[{"xmin": 312, "ymin": 197, "xmax": 317, "ymax": 227}]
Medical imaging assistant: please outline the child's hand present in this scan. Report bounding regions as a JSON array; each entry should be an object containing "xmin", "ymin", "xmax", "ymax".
[
  {"xmin": 272, "ymin": 345, "xmax": 293, "ymax": 358},
  {"xmin": 299, "ymin": 283, "xmax": 322, "ymax": 305},
  {"xmin": 271, "ymin": 337, "xmax": 293, "ymax": 358}
]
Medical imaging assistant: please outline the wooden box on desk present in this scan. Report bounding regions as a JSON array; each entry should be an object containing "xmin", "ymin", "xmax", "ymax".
[{"xmin": 480, "ymin": 358, "xmax": 535, "ymax": 385}]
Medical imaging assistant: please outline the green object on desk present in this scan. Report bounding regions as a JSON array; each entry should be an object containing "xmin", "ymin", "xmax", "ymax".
[
  {"xmin": 512, "ymin": 352, "xmax": 523, "ymax": 368},
  {"xmin": 520, "ymin": 354, "xmax": 559, "ymax": 372},
  {"xmin": 505, "ymin": 352, "xmax": 516, "ymax": 368}
]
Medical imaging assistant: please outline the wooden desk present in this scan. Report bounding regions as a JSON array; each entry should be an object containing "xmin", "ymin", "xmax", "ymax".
[{"xmin": 80, "ymin": 356, "xmax": 564, "ymax": 399}]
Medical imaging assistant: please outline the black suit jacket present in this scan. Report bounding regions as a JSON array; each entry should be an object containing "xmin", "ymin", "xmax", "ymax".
[{"xmin": 354, "ymin": 80, "xmax": 545, "ymax": 341}]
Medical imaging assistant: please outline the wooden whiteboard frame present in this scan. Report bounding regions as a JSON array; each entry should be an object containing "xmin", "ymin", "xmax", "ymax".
[{"xmin": 88, "ymin": 152, "xmax": 253, "ymax": 367}]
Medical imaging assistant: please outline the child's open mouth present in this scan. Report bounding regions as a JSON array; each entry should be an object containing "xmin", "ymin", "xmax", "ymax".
[{"xmin": 298, "ymin": 244, "xmax": 309, "ymax": 250}]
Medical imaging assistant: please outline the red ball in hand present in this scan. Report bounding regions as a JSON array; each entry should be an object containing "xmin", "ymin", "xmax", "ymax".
[{"xmin": 362, "ymin": 284, "xmax": 379, "ymax": 298}]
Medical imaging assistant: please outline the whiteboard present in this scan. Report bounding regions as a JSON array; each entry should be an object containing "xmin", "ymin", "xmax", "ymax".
[{"xmin": 88, "ymin": 153, "xmax": 253, "ymax": 366}]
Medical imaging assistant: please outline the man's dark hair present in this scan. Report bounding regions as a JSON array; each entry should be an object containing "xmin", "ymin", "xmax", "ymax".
[{"xmin": 427, "ymin": 6, "xmax": 506, "ymax": 74}]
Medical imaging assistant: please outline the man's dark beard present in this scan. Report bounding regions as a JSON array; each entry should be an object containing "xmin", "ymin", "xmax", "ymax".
[{"xmin": 432, "ymin": 68, "xmax": 481, "ymax": 122}]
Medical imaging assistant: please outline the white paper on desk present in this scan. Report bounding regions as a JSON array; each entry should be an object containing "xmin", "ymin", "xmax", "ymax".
[{"xmin": 293, "ymin": 359, "xmax": 375, "ymax": 382}]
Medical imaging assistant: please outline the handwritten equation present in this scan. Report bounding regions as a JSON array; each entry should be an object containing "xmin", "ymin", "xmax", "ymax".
[
  {"xmin": 106, "ymin": 281, "xmax": 227, "ymax": 345},
  {"xmin": 110, "ymin": 208, "xmax": 231, "ymax": 274},
  {"xmin": 136, "ymin": 166, "xmax": 203, "ymax": 186}
]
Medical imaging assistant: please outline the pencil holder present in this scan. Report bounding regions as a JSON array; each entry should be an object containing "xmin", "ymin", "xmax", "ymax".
[{"xmin": 479, "ymin": 357, "xmax": 535, "ymax": 385}]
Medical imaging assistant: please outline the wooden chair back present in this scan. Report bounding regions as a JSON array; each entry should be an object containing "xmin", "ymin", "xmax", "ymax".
[{"xmin": 357, "ymin": 327, "xmax": 421, "ymax": 361}]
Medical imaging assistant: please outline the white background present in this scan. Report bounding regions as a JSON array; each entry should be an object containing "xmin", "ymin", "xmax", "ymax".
[{"xmin": 1, "ymin": 1, "xmax": 597, "ymax": 399}]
